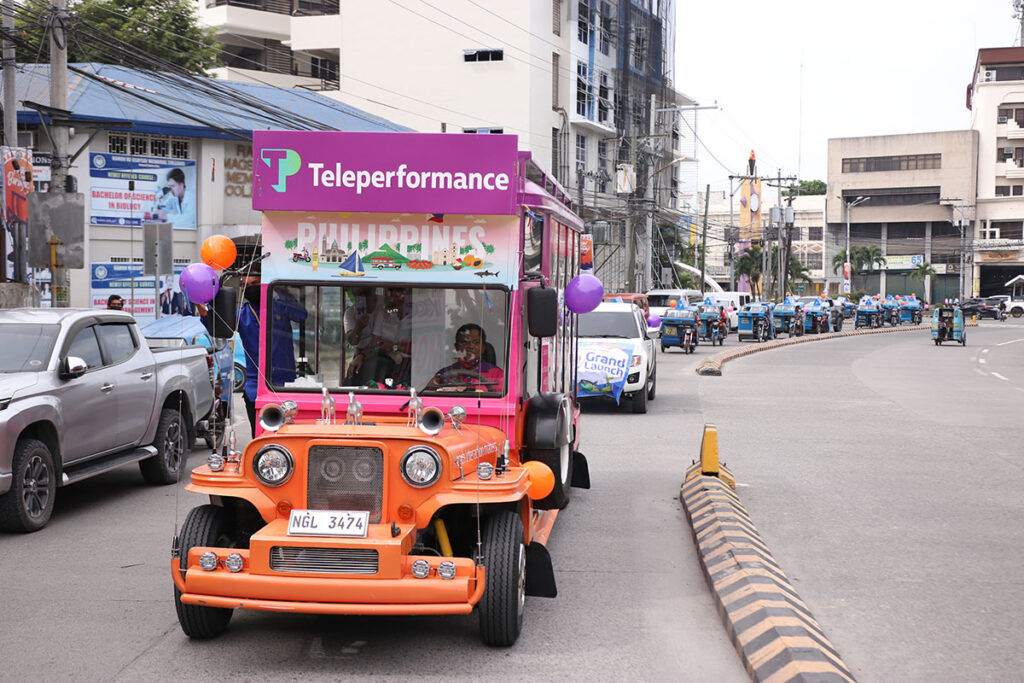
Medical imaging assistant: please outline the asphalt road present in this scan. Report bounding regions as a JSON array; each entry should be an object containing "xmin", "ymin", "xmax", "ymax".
[
  {"xmin": 697, "ymin": 320, "xmax": 1024, "ymax": 682},
  {"xmin": 1, "ymin": 357, "xmax": 748, "ymax": 681}
]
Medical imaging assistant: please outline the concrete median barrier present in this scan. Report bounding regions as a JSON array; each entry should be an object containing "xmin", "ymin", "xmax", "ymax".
[{"xmin": 680, "ymin": 425, "xmax": 855, "ymax": 682}]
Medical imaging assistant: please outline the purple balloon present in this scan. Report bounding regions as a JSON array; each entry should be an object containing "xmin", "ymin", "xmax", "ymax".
[
  {"xmin": 180, "ymin": 263, "xmax": 220, "ymax": 304},
  {"xmin": 647, "ymin": 314, "xmax": 662, "ymax": 328},
  {"xmin": 565, "ymin": 273, "xmax": 604, "ymax": 314}
]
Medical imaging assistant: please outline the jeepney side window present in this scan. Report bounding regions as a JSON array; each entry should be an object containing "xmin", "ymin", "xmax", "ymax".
[{"xmin": 524, "ymin": 212, "xmax": 544, "ymax": 274}]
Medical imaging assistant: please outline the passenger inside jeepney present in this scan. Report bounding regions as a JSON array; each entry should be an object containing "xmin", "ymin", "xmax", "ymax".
[{"xmin": 424, "ymin": 323, "xmax": 504, "ymax": 391}]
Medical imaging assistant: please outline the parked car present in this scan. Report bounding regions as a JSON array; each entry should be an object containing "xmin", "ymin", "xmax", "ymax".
[
  {"xmin": 646, "ymin": 288, "xmax": 702, "ymax": 318},
  {"xmin": 960, "ymin": 298, "xmax": 1001, "ymax": 319},
  {"xmin": 0, "ymin": 309, "xmax": 216, "ymax": 532},
  {"xmin": 141, "ymin": 315, "xmax": 233, "ymax": 449},
  {"xmin": 577, "ymin": 301, "xmax": 657, "ymax": 413}
]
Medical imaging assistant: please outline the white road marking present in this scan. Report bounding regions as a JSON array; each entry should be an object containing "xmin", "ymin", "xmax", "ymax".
[
  {"xmin": 991, "ymin": 372, "xmax": 1010, "ymax": 382},
  {"xmin": 981, "ymin": 348, "xmax": 989, "ymax": 353},
  {"xmin": 979, "ymin": 358, "xmax": 987, "ymax": 364},
  {"xmin": 974, "ymin": 368, "xmax": 988, "ymax": 377},
  {"xmin": 996, "ymin": 338, "xmax": 1024, "ymax": 347}
]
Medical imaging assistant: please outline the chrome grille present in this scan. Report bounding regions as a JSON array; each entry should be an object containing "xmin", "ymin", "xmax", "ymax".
[
  {"xmin": 270, "ymin": 546, "xmax": 379, "ymax": 574},
  {"xmin": 307, "ymin": 446, "xmax": 384, "ymax": 522}
]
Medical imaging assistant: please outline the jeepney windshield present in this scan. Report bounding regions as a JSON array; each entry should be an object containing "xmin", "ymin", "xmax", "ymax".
[{"xmin": 266, "ymin": 284, "xmax": 508, "ymax": 396}]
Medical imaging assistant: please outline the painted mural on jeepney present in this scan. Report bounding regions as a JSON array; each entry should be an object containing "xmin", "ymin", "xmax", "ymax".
[{"xmin": 261, "ymin": 211, "xmax": 518, "ymax": 286}]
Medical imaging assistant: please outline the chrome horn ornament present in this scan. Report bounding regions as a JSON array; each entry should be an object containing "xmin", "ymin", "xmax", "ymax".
[
  {"xmin": 345, "ymin": 391, "xmax": 363, "ymax": 426},
  {"xmin": 318, "ymin": 387, "xmax": 336, "ymax": 425}
]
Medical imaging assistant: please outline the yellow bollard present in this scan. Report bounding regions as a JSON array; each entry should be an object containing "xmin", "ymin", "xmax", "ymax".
[{"xmin": 701, "ymin": 424, "xmax": 720, "ymax": 476}]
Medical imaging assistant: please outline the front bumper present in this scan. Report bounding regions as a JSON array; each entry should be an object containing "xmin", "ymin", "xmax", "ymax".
[{"xmin": 173, "ymin": 518, "xmax": 485, "ymax": 615}]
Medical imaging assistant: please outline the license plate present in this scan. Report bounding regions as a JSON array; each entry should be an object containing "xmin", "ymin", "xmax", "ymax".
[
  {"xmin": 665, "ymin": 326, "xmax": 677, "ymax": 335},
  {"xmin": 286, "ymin": 509, "xmax": 369, "ymax": 538}
]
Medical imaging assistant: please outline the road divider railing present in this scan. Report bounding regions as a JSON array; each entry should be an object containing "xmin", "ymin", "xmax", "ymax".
[
  {"xmin": 680, "ymin": 425, "xmax": 856, "ymax": 682},
  {"xmin": 696, "ymin": 319, "xmax": 978, "ymax": 376}
]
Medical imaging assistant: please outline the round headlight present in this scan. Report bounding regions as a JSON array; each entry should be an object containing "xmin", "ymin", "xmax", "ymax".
[
  {"xmin": 225, "ymin": 553, "xmax": 244, "ymax": 573},
  {"xmin": 476, "ymin": 462, "xmax": 494, "ymax": 480},
  {"xmin": 401, "ymin": 447, "xmax": 442, "ymax": 488},
  {"xmin": 207, "ymin": 453, "xmax": 224, "ymax": 472},
  {"xmin": 253, "ymin": 445, "xmax": 294, "ymax": 487},
  {"xmin": 411, "ymin": 559, "xmax": 430, "ymax": 578},
  {"xmin": 199, "ymin": 551, "xmax": 218, "ymax": 571},
  {"xmin": 437, "ymin": 560, "xmax": 457, "ymax": 580}
]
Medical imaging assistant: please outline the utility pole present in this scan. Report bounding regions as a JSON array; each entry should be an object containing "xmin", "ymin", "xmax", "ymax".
[
  {"xmin": 699, "ymin": 184, "xmax": 709, "ymax": 293},
  {"xmin": 49, "ymin": 0, "xmax": 70, "ymax": 306},
  {"xmin": 2, "ymin": 0, "xmax": 16, "ymax": 283},
  {"xmin": 642, "ymin": 92, "xmax": 656, "ymax": 293}
]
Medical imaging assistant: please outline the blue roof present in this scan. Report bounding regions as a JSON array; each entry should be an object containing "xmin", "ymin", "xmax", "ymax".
[{"xmin": 14, "ymin": 63, "xmax": 409, "ymax": 139}]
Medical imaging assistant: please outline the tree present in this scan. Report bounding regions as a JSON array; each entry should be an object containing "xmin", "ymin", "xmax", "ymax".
[
  {"xmin": 734, "ymin": 245, "xmax": 763, "ymax": 298},
  {"xmin": 15, "ymin": 0, "xmax": 221, "ymax": 76},
  {"xmin": 912, "ymin": 262, "xmax": 937, "ymax": 280},
  {"xmin": 787, "ymin": 179, "xmax": 827, "ymax": 198}
]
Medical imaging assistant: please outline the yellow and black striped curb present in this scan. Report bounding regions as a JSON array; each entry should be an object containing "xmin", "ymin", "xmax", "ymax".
[
  {"xmin": 681, "ymin": 464, "xmax": 856, "ymax": 682},
  {"xmin": 695, "ymin": 320, "xmax": 979, "ymax": 376}
]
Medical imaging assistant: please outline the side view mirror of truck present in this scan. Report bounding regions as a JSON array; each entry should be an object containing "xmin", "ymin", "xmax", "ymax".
[
  {"xmin": 527, "ymin": 286, "xmax": 558, "ymax": 337},
  {"xmin": 59, "ymin": 356, "xmax": 88, "ymax": 380}
]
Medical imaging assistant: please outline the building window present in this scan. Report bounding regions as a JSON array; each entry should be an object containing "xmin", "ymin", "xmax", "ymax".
[
  {"xmin": 576, "ymin": 61, "xmax": 592, "ymax": 117},
  {"xmin": 598, "ymin": 1, "xmax": 611, "ymax": 55},
  {"xmin": 577, "ymin": 1, "xmax": 590, "ymax": 44},
  {"xmin": 463, "ymin": 128, "xmax": 503, "ymax": 134},
  {"xmin": 552, "ymin": 0, "xmax": 560, "ymax": 35},
  {"xmin": 552, "ymin": 128, "xmax": 561, "ymax": 179},
  {"xmin": 171, "ymin": 139, "xmax": 191, "ymax": 159},
  {"xmin": 552, "ymin": 53, "xmax": 560, "ymax": 109},
  {"xmin": 150, "ymin": 138, "xmax": 169, "ymax": 158},
  {"xmin": 993, "ymin": 221, "xmax": 1023, "ymax": 239},
  {"xmin": 310, "ymin": 56, "xmax": 338, "ymax": 81},
  {"xmin": 631, "ymin": 23, "xmax": 646, "ymax": 71},
  {"xmin": 841, "ymin": 154, "xmax": 941, "ymax": 172},
  {"xmin": 996, "ymin": 185, "xmax": 1011, "ymax": 196},
  {"xmin": 598, "ymin": 71, "xmax": 610, "ymax": 123},
  {"xmin": 982, "ymin": 224, "xmax": 1000, "ymax": 239},
  {"xmin": 999, "ymin": 107, "xmax": 1013, "ymax": 122},
  {"xmin": 108, "ymin": 134, "xmax": 127, "ymax": 154},
  {"xmin": 576, "ymin": 133, "xmax": 587, "ymax": 180},
  {"xmin": 797, "ymin": 252, "xmax": 823, "ymax": 270},
  {"xmin": 1000, "ymin": 147, "xmax": 1015, "ymax": 162},
  {"xmin": 807, "ymin": 226, "xmax": 823, "ymax": 241},
  {"xmin": 597, "ymin": 140, "xmax": 609, "ymax": 192},
  {"xmin": 1014, "ymin": 185, "xmax": 1023, "ymax": 196},
  {"xmin": 464, "ymin": 49, "xmax": 503, "ymax": 62},
  {"xmin": 130, "ymin": 136, "xmax": 148, "ymax": 156}
]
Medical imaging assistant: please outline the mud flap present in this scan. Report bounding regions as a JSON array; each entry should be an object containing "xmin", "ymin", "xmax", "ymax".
[
  {"xmin": 571, "ymin": 450, "xmax": 590, "ymax": 489},
  {"xmin": 525, "ymin": 541, "xmax": 557, "ymax": 598}
]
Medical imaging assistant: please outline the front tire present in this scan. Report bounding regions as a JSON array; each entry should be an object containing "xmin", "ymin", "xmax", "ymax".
[
  {"xmin": 632, "ymin": 383, "xmax": 648, "ymax": 413},
  {"xmin": 232, "ymin": 363, "xmax": 245, "ymax": 393},
  {"xmin": 479, "ymin": 511, "xmax": 525, "ymax": 647},
  {"xmin": 0, "ymin": 438, "xmax": 56, "ymax": 533},
  {"xmin": 140, "ymin": 408, "xmax": 188, "ymax": 485},
  {"xmin": 647, "ymin": 365, "xmax": 657, "ymax": 400},
  {"xmin": 175, "ymin": 505, "xmax": 234, "ymax": 638}
]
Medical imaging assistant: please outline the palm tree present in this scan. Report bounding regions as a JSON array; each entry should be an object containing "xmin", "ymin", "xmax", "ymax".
[
  {"xmin": 861, "ymin": 245, "xmax": 886, "ymax": 273},
  {"xmin": 911, "ymin": 261, "xmax": 937, "ymax": 303},
  {"xmin": 832, "ymin": 248, "xmax": 850, "ymax": 275},
  {"xmin": 734, "ymin": 245, "xmax": 763, "ymax": 298}
]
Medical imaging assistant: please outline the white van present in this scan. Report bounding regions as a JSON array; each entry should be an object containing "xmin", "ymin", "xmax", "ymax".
[
  {"xmin": 646, "ymin": 289, "xmax": 703, "ymax": 317},
  {"xmin": 712, "ymin": 291, "xmax": 753, "ymax": 330}
]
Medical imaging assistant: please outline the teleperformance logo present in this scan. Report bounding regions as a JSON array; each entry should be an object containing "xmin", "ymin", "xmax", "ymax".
[
  {"xmin": 260, "ymin": 148, "xmax": 302, "ymax": 192},
  {"xmin": 259, "ymin": 148, "xmax": 511, "ymax": 196}
]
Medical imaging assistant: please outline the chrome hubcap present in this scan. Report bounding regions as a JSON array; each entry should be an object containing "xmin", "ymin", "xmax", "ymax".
[{"xmin": 516, "ymin": 543, "xmax": 526, "ymax": 619}]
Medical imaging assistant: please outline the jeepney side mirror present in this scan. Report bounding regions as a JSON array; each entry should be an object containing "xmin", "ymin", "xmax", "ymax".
[
  {"xmin": 527, "ymin": 286, "xmax": 558, "ymax": 338},
  {"xmin": 202, "ymin": 286, "xmax": 238, "ymax": 339}
]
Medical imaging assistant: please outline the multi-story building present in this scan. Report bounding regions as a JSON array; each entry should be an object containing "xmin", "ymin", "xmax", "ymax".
[
  {"xmin": 825, "ymin": 131, "xmax": 978, "ymax": 302},
  {"xmin": 198, "ymin": 0, "xmax": 694, "ymax": 292},
  {"xmin": 967, "ymin": 46, "xmax": 1024, "ymax": 295}
]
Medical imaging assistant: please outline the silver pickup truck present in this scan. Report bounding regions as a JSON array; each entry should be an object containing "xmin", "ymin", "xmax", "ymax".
[{"xmin": 0, "ymin": 309, "xmax": 215, "ymax": 532}]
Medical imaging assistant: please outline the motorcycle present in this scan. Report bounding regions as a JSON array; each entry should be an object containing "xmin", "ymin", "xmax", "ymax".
[
  {"xmin": 682, "ymin": 325, "xmax": 697, "ymax": 353},
  {"xmin": 291, "ymin": 248, "xmax": 312, "ymax": 263}
]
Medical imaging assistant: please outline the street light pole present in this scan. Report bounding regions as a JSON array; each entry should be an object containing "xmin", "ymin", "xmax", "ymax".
[{"xmin": 841, "ymin": 195, "xmax": 868, "ymax": 294}]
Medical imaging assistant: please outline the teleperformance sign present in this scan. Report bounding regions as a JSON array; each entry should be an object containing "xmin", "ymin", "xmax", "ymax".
[{"xmin": 252, "ymin": 131, "xmax": 519, "ymax": 215}]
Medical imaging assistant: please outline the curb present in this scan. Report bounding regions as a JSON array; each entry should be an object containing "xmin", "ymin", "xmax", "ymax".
[
  {"xmin": 695, "ymin": 320, "xmax": 978, "ymax": 376},
  {"xmin": 681, "ymin": 430, "xmax": 856, "ymax": 682}
]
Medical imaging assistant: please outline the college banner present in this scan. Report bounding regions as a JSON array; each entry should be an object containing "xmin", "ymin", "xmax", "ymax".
[
  {"xmin": 576, "ymin": 339, "xmax": 639, "ymax": 403},
  {"xmin": 90, "ymin": 262, "xmax": 190, "ymax": 322},
  {"xmin": 89, "ymin": 153, "xmax": 197, "ymax": 228}
]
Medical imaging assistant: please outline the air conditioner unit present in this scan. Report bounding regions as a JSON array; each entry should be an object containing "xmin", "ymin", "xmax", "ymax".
[
  {"xmin": 999, "ymin": 116, "xmax": 1009, "ymax": 124},
  {"xmin": 984, "ymin": 69, "xmax": 997, "ymax": 82},
  {"xmin": 1003, "ymin": 147, "xmax": 1014, "ymax": 154}
]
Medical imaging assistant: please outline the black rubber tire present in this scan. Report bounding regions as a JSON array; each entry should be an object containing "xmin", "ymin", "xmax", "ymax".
[
  {"xmin": 175, "ymin": 504, "xmax": 234, "ymax": 638},
  {"xmin": 647, "ymin": 364, "xmax": 657, "ymax": 401},
  {"xmin": 478, "ymin": 511, "xmax": 525, "ymax": 647},
  {"xmin": 660, "ymin": 342, "xmax": 667, "ymax": 352},
  {"xmin": 140, "ymin": 408, "xmax": 188, "ymax": 485},
  {"xmin": 232, "ymin": 364, "xmax": 246, "ymax": 393},
  {"xmin": 631, "ymin": 381, "xmax": 648, "ymax": 413},
  {"xmin": 0, "ymin": 438, "xmax": 56, "ymax": 533},
  {"xmin": 1013, "ymin": 309, "xmax": 1022, "ymax": 318},
  {"xmin": 934, "ymin": 339, "xmax": 940, "ymax": 345}
]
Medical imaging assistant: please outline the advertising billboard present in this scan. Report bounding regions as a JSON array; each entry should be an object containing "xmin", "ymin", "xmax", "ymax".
[
  {"xmin": 89, "ymin": 153, "xmax": 197, "ymax": 229},
  {"xmin": 90, "ymin": 262, "xmax": 192, "ymax": 322}
]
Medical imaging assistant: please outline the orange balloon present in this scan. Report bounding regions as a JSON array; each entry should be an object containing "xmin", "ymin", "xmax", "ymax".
[
  {"xmin": 201, "ymin": 234, "xmax": 237, "ymax": 271},
  {"xmin": 523, "ymin": 460, "xmax": 555, "ymax": 500},
  {"xmin": 669, "ymin": 299, "xmax": 678, "ymax": 307}
]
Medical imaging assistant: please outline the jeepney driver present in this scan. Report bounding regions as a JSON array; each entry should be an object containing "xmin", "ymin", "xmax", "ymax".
[{"xmin": 425, "ymin": 323, "xmax": 503, "ymax": 391}]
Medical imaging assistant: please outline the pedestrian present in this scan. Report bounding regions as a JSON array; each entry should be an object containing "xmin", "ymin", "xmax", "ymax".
[
  {"xmin": 106, "ymin": 294, "xmax": 125, "ymax": 310},
  {"xmin": 237, "ymin": 267, "xmax": 262, "ymax": 438}
]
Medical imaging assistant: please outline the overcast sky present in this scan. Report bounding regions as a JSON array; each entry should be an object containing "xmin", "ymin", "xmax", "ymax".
[{"xmin": 674, "ymin": 0, "xmax": 1019, "ymax": 195}]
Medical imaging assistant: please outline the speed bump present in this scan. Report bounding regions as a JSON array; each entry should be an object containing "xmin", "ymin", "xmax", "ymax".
[{"xmin": 681, "ymin": 426, "xmax": 855, "ymax": 682}]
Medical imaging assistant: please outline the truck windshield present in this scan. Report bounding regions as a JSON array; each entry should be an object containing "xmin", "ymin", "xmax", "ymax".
[
  {"xmin": 0, "ymin": 324, "xmax": 60, "ymax": 372},
  {"xmin": 578, "ymin": 311, "xmax": 639, "ymax": 338},
  {"xmin": 267, "ymin": 284, "xmax": 508, "ymax": 396}
]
